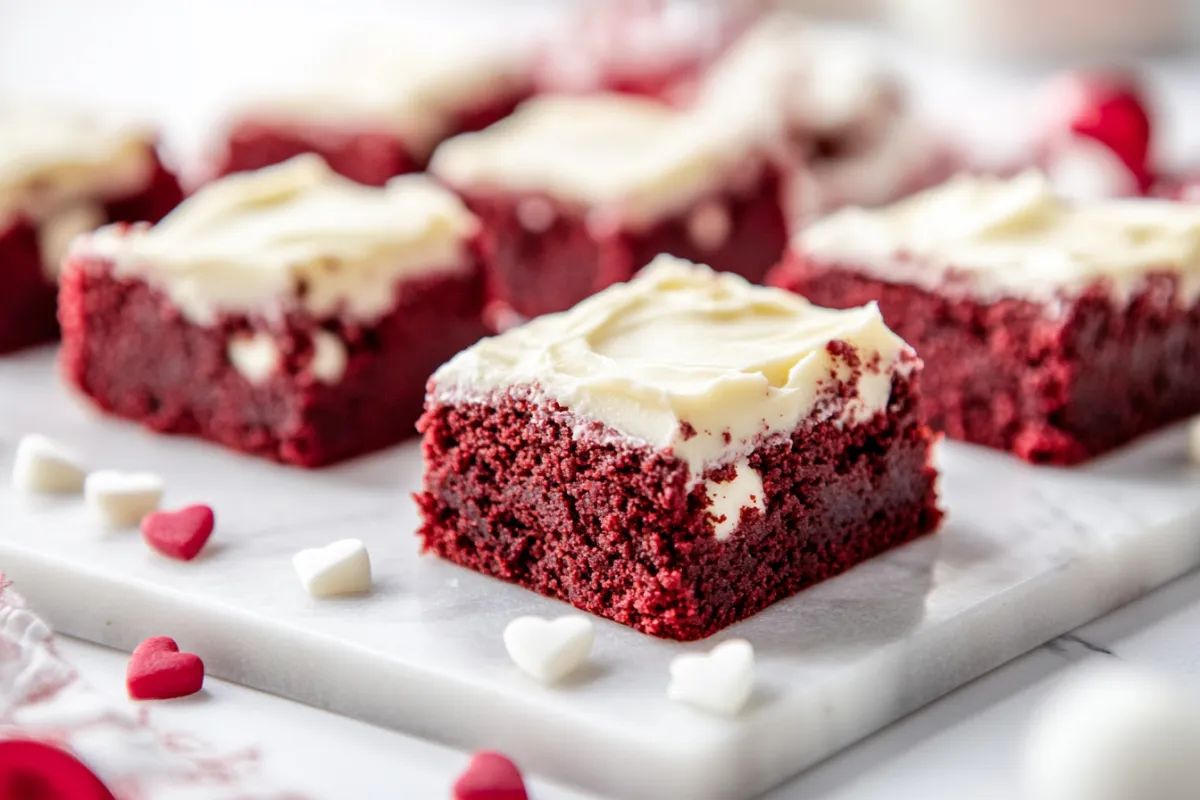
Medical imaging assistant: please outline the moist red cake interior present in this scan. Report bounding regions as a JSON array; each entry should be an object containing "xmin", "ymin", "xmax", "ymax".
[
  {"xmin": 417, "ymin": 353, "xmax": 941, "ymax": 641},
  {"xmin": 0, "ymin": 159, "xmax": 182, "ymax": 355},
  {"xmin": 770, "ymin": 254, "xmax": 1200, "ymax": 464},
  {"xmin": 59, "ymin": 255, "xmax": 488, "ymax": 467}
]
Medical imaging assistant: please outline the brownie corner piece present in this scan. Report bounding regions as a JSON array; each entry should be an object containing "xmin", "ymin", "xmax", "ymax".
[
  {"xmin": 417, "ymin": 255, "xmax": 941, "ymax": 640},
  {"xmin": 59, "ymin": 155, "xmax": 488, "ymax": 467}
]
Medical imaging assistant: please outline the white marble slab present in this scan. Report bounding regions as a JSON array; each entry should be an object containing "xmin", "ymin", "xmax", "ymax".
[{"xmin": 2, "ymin": 347, "xmax": 1200, "ymax": 800}]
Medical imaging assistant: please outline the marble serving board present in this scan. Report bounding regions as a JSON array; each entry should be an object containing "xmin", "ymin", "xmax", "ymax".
[{"xmin": 2, "ymin": 347, "xmax": 1200, "ymax": 800}]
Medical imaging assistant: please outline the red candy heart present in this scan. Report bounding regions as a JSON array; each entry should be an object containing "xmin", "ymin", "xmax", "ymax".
[
  {"xmin": 140, "ymin": 505, "xmax": 214, "ymax": 561},
  {"xmin": 1038, "ymin": 70, "xmax": 1154, "ymax": 192},
  {"xmin": 126, "ymin": 636, "xmax": 204, "ymax": 700},
  {"xmin": 453, "ymin": 751, "xmax": 529, "ymax": 800},
  {"xmin": 0, "ymin": 739, "xmax": 115, "ymax": 800}
]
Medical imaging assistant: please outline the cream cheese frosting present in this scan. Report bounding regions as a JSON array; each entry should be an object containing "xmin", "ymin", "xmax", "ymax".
[
  {"xmin": 0, "ymin": 104, "xmax": 156, "ymax": 226},
  {"xmin": 243, "ymin": 36, "xmax": 530, "ymax": 160},
  {"xmin": 76, "ymin": 155, "xmax": 478, "ymax": 325},
  {"xmin": 433, "ymin": 256, "xmax": 912, "ymax": 475},
  {"xmin": 799, "ymin": 171, "xmax": 1200, "ymax": 304},
  {"xmin": 429, "ymin": 93, "xmax": 779, "ymax": 228}
]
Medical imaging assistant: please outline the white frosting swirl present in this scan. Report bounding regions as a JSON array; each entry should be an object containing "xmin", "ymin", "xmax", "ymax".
[
  {"xmin": 0, "ymin": 104, "xmax": 156, "ymax": 225},
  {"xmin": 800, "ymin": 172, "xmax": 1200, "ymax": 304},
  {"xmin": 76, "ymin": 155, "xmax": 478, "ymax": 325},
  {"xmin": 433, "ymin": 256, "xmax": 912, "ymax": 473}
]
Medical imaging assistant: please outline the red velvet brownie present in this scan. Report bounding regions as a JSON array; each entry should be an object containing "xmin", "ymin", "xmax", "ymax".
[
  {"xmin": 694, "ymin": 13, "xmax": 957, "ymax": 225},
  {"xmin": 0, "ymin": 106, "xmax": 182, "ymax": 354},
  {"xmin": 771, "ymin": 171, "xmax": 1200, "ymax": 465},
  {"xmin": 60, "ymin": 155, "xmax": 488, "ymax": 467},
  {"xmin": 417, "ymin": 256, "xmax": 941, "ymax": 641},
  {"xmin": 430, "ymin": 94, "xmax": 791, "ymax": 322},
  {"xmin": 209, "ymin": 39, "xmax": 532, "ymax": 186}
]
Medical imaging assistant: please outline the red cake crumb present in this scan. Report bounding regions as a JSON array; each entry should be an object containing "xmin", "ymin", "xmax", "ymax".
[
  {"xmin": 59, "ymin": 260, "xmax": 488, "ymax": 467},
  {"xmin": 0, "ymin": 158, "xmax": 181, "ymax": 355},
  {"xmin": 462, "ymin": 171, "xmax": 789, "ymax": 320},
  {"xmin": 770, "ymin": 257, "xmax": 1200, "ymax": 465}
]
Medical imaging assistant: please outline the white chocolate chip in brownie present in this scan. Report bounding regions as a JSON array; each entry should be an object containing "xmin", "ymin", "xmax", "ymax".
[
  {"xmin": 516, "ymin": 197, "xmax": 556, "ymax": 233},
  {"xmin": 310, "ymin": 330, "xmax": 348, "ymax": 384},
  {"xmin": 704, "ymin": 458, "xmax": 765, "ymax": 540},
  {"xmin": 227, "ymin": 332, "xmax": 280, "ymax": 385},
  {"xmin": 12, "ymin": 434, "xmax": 87, "ymax": 494},
  {"xmin": 686, "ymin": 199, "xmax": 732, "ymax": 253},
  {"xmin": 38, "ymin": 203, "xmax": 105, "ymax": 278}
]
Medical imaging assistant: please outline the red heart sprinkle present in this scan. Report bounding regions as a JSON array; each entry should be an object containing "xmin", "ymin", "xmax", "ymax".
[
  {"xmin": 0, "ymin": 739, "xmax": 116, "ymax": 800},
  {"xmin": 126, "ymin": 636, "xmax": 204, "ymax": 700},
  {"xmin": 140, "ymin": 505, "xmax": 214, "ymax": 561},
  {"xmin": 453, "ymin": 751, "xmax": 529, "ymax": 800}
]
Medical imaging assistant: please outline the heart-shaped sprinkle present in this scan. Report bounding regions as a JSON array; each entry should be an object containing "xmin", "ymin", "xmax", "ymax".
[
  {"xmin": 141, "ymin": 504, "xmax": 214, "ymax": 561},
  {"xmin": 453, "ymin": 751, "xmax": 529, "ymax": 800},
  {"xmin": 503, "ymin": 615, "xmax": 595, "ymax": 684},
  {"xmin": 667, "ymin": 638, "xmax": 755, "ymax": 716},
  {"xmin": 1036, "ymin": 70, "xmax": 1153, "ymax": 191},
  {"xmin": 126, "ymin": 636, "xmax": 204, "ymax": 700},
  {"xmin": 12, "ymin": 434, "xmax": 87, "ymax": 494},
  {"xmin": 85, "ymin": 470, "xmax": 164, "ymax": 527},
  {"xmin": 0, "ymin": 739, "xmax": 115, "ymax": 800},
  {"xmin": 293, "ymin": 539, "xmax": 371, "ymax": 597}
]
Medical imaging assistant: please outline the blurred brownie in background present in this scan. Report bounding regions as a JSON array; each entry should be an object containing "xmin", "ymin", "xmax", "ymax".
[
  {"xmin": 430, "ymin": 93, "xmax": 791, "ymax": 325},
  {"xmin": 0, "ymin": 105, "xmax": 182, "ymax": 354},
  {"xmin": 208, "ymin": 38, "xmax": 533, "ymax": 187}
]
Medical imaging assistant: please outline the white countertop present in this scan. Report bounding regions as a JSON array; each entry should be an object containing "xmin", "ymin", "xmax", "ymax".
[{"xmin": 51, "ymin": 570, "xmax": 1200, "ymax": 799}]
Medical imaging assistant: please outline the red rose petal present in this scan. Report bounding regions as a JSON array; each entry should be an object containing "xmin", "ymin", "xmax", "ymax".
[
  {"xmin": 141, "ymin": 505, "xmax": 214, "ymax": 561},
  {"xmin": 126, "ymin": 636, "xmax": 204, "ymax": 700},
  {"xmin": 0, "ymin": 739, "xmax": 115, "ymax": 800},
  {"xmin": 453, "ymin": 751, "xmax": 529, "ymax": 800}
]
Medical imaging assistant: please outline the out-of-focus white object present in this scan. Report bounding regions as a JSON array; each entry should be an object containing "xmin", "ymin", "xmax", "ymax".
[
  {"xmin": 884, "ymin": 0, "xmax": 1188, "ymax": 58},
  {"xmin": 1021, "ymin": 661, "xmax": 1200, "ymax": 800}
]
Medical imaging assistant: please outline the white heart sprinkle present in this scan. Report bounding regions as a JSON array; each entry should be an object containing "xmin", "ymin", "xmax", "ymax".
[
  {"xmin": 12, "ymin": 434, "xmax": 87, "ymax": 494},
  {"xmin": 503, "ymin": 615, "xmax": 595, "ymax": 684},
  {"xmin": 293, "ymin": 539, "xmax": 372, "ymax": 597},
  {"xmin": 667, "ymin": 639, "xmax": 755, "ymax": 716},
  {"xmin": 84, "ymin": 470, "xmax": 164, "ymax": 527}
]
